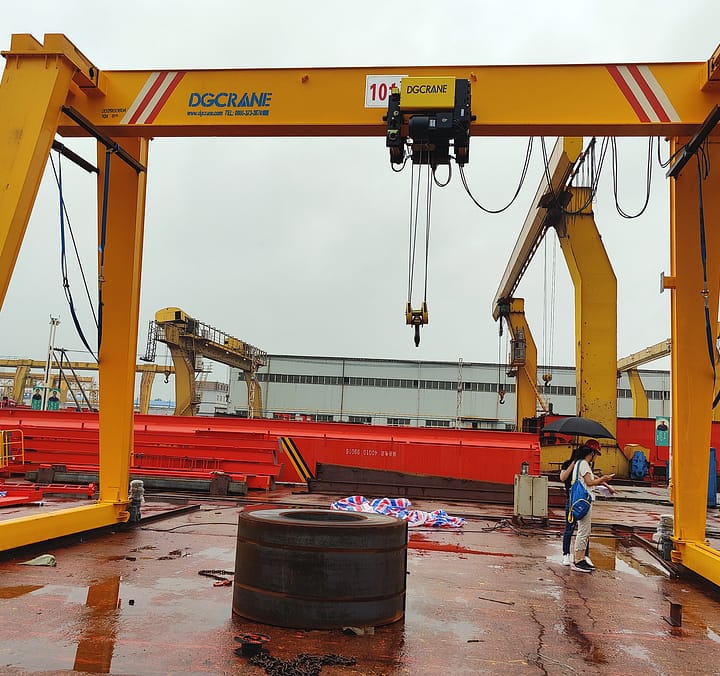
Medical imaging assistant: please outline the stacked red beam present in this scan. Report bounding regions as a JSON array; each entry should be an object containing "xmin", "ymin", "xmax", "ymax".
[
  {"xmin": 0, "ymin": 411, "xmax": 282, "ymax": 491},
  {"xmin": 0, "ymin": 409, "xmax": 542, "ymax": 488},
  {"xmin": 0, "ymin": 480, "xmax": 96, "ymax": 507}
]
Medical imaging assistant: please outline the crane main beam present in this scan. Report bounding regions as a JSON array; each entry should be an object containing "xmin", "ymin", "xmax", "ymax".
[
  {"xmin": 39, "ymin": 57, "xmax": 720, "ymax": 139},
  {"xmin": 616, "ymin": 339, "xmax": 672, "ymax": 372}
]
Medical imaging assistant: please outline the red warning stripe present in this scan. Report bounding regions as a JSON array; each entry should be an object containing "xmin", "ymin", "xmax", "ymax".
[
  {"xmin": 123, "ymin": 71, "xmax": 186, "ymax": 125},
  {"xmin": 144, "ymin": 71, "xmax": 186, "ymax": 124},
  {"xmin": 606, "ymin": 64, "xmax": 650, "ymax": 123},
  {"xmin": 606, "ymin": 64, "xmax": 678, "ymax": 124},
  {"xmin": 625, "ymin": 64, "xmax": 672, "ymax": 123}
]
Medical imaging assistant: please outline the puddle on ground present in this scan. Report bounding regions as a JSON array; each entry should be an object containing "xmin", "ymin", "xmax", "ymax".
[
  {"xmin": 550, "ymin": 535, "xmax": 670, "ymax": 576},
  {"xmin": 72, "ymin": 576, "xmax": 121, "ymax": 673},
  {"xmin": 0, "ymin": 584, "xmax": 43, "ymax": 598}
]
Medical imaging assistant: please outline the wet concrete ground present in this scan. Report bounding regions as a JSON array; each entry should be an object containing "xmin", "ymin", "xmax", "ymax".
[{"xmin": 1, "ymin": 484, "xmax": 720, "ymax": 675}]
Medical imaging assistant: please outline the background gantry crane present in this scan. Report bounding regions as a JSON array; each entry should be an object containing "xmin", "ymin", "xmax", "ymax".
[{"xmin": 142, "ymin": 307, "xmax": 267, "ymax": 417}]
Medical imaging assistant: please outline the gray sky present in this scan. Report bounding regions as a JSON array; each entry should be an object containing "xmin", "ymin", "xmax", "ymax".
[{"xmin": 1, "ymin": 1, "xmax": 718, "ymax": 399}]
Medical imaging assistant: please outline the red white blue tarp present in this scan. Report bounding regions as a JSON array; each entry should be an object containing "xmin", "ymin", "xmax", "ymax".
[{"xmin": 330, "ymin": 495, "xmax": 465, "ymax": 528}]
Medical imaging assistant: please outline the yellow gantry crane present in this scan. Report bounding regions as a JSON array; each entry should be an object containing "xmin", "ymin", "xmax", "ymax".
[
  {"xmin": 617, "ymin": 339, "xmax": 672, "ymax": 418},
  {"xmin": 0, "ymin": 357, "xmax": 173, "ymax": 412},
  {"xmin": 2, "ymin": 34, "xmax": 720, "ymax": 587},
  {"xmin": 493, "ymin": 138, "xmax": 583, "ymax": 431},
  {"xmin": 496, "ymin": 298, "xmax": 548, "ymax": 427},
  {"xmin": 142, "ymin": 307, "xmax": 267, "ymax": 417},
  {"xmin": 494, "ymin": 137, "xmax": 620, "ymax": 472}
]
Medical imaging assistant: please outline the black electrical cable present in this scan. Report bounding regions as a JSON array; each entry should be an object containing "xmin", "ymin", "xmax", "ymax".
[
  {"xmin": 432, "ymin": 163, "xmax": 452, "ymax": 188},
  {"xmin": 50, "ymin": 154, "xmax": 98, "ymax": 326},
  {"xmin": 560, "ymin": 137, "xmax": 611, "ymax": 216},
  {"xmin": 50, "ymin": 153, "xmax": 99, "ymax": 362},
  {"xmin": 540, "ymin": 136, "xmax": 556, "ymax": 202},
  {"xmin": 610, "ymin": 137, "xmax": 654, "ymax": 219},
  {"xmin": 390, "ymin": 149, "xmax": 411, "ymax": 172},
  {"xmin": 656, "ymin": 136, "xmax": 685, "ymax": 169},
  {"xmin": 693, "ymin": 147, "xmax": 720, "ymax": 409},
  {"xmin": 458, "ymin": 137, "xmax": 534, "ymax": 214},
  {"xmin": 97, "ymin": 146, "xmax": 116, "ymax": 351}
]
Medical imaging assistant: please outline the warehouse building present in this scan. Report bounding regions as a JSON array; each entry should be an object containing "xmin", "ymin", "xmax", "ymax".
[{"xmin": 227, "ymin": 355, "xmax": 671, "ymax": 429}]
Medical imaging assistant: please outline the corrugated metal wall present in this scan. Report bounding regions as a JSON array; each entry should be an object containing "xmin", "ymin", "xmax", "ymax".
[{"xmin": 228, "ymin": 355, "xmax": 671, "ymax": 428}]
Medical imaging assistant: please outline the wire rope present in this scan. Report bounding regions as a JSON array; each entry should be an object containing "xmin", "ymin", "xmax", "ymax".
[
  {"xmin": 548, "ymin": 231, "xmax": 557, "ymax": 383},
  {"xmin": 540, "ymin": 231, "xmax": 557, "ymax": 389},
  {"xmin": 408, "ymin": 160, "xmax": 424, "ymax": 304},
  {"xmin": 407, "ymin": 161, "xmax": 433, "ymax": 308},
  {"xmin": 497, "ymin": 324, "xmax": 505, "ymax": 405},
  {"xmin": 424, "ymin": 162, "xmax": 432, "ymax": 301}
]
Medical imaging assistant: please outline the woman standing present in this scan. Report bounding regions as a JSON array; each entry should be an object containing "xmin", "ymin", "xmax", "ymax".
[
  {"xmin": 559, "ymin": 443, "xmax": 594, "ymax": 566},
  {"xmin": 568, "ymin": 442, "xmax": 615, "ymax": 573}
]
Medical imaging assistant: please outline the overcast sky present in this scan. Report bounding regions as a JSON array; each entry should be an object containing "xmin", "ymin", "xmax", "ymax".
[{"xmin": 1, "ymin": 1, "xmax": 718, "ymax": 400}]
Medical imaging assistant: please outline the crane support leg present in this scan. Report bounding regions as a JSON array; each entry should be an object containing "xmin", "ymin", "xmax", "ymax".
[
  {"xmin": 627, "ymin": 369, "xmax": 649, "ymax": 418},
  {"xmin": 506, "ymin": 299, "xmax": 542, "ymax": 426},
  {"xmin": 0, "ymin": 36, "xmax": 132, "ymax": 550},
  {"xmin": 669, "ymin": 138, "xmax": 720, "ymax": 584},
  {"xmin": 556, "ymin": 187, "xmax": 621, "ymax": 472},
  {"xmin": 169, "ymin": 345, "xmax": 197, "ymax": 416},
  {"xmin": 96, "ymin": 137, "xmax": 148, "ymax": 506},
  {"xmin": 138, "ymin": 371, "xmax": 154, "ymax": 415},
  {"xmin": 13, "ymin": 362, "xmax": 31, "ymax": 403},
  {"xmin": 0, "ymin": 35, "xmax": 77, "ymax": 304},
  {"xmin": 244, "ymin": 371, "xmax": 263, "ymax": 419}
]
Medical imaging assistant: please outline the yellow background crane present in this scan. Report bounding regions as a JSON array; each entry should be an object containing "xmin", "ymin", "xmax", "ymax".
[
  {"xmin": 494, "ymin": 136, "xmax": 619, "ymax": 475},
  {"xmin": 0, "ymin": 357, "xmax": 173, "ymax": 413},
  {"xmin": 142, "ymin": 307, "xmax": 267, "ymax": 417},
  {"xmin": 616, "ymin": 339, "xmax": 672, "ymax": 418}
]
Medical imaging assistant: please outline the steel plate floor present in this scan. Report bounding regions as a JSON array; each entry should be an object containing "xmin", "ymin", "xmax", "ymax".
[{"xmin": 1, "ymin": 486, "xmax": 720, "ymax": 675}]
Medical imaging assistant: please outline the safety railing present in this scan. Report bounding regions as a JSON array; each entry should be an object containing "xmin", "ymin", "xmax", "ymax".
[{"xmin": 0, "ymin": 429, "xmax": 24, "ymax": 471}]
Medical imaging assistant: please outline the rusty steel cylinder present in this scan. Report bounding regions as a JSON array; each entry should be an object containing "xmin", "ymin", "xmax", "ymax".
[{"xmin": 233, "ymin": 508, "xmax": 407, "ymax": 629}]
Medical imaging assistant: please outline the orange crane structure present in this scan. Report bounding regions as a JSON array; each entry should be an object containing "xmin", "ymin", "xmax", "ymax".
[{"xmin": 2, "ymin": 34, "xmax": 720, "ymax": 586}]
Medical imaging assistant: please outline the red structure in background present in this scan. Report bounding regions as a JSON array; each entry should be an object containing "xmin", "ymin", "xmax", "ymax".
[
  {"xmin": 616, "ymin": 417, "xmax": 672, "ymax": 471},
  {"xmin": 0, "ymin": 409, "xmax": 540, "ymax": 486}
]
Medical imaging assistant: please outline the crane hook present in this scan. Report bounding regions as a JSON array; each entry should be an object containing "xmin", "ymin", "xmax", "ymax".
[{"xmin": 406, "ymin": 302, "xmax": 428, "ymax": 348}]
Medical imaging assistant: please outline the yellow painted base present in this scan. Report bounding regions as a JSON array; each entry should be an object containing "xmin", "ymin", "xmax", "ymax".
[
  {"xmin": 540, "ymin": 444, "xmax": 573, "ymax": 473},
  {"xmin": 0, "ymin": 502, "xmax": 129, "ymax": 552}
]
